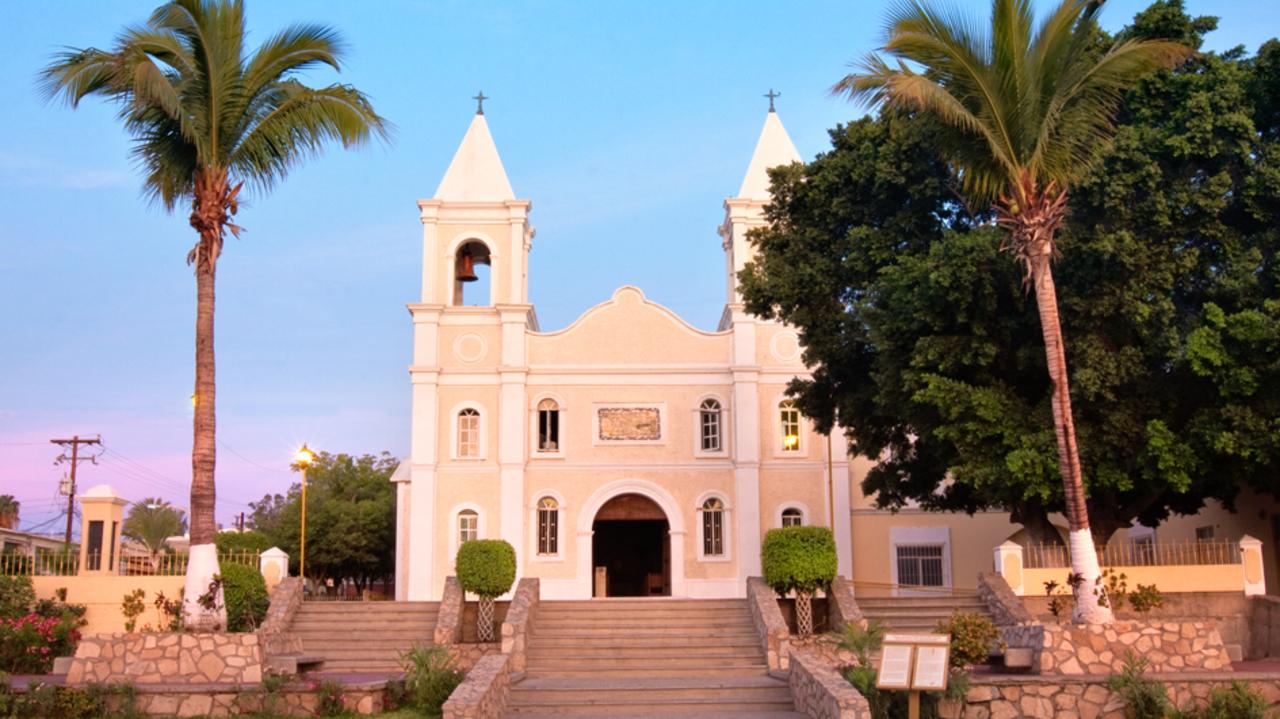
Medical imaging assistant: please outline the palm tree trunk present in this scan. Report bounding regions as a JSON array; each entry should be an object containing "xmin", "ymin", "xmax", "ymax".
[
  {"xmin": 1030, "ymin": 253, "xmax": 1112, "ymax": 624},
  {"xmin": 182, "ymin": 169, "xmax": 229, "ymax": 631}
]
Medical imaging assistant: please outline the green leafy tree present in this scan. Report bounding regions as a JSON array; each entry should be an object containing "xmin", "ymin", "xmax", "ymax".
[
  {"xmin": 0, "ymin": 496, "xmax": 18, "ymax": 530},
  {"xmin": 249, "ymin": 451, "xmax": 399, "ymax": 590},
  {"xmin": 214, "ymin": 529, "xmax": 273, "ymax": 555},
  {"xmin": 745, "ymin": 1, "xmax": 1277, "ymax": 625},
  {"xmin": 39, "ymin": 0, "xmax": 388, "ymax": 629},
  {"xmin": 830, "ymin": 0, "xmax": 1190, "ymax": 623},
  {"xmin": 123, "ymin": 498, "xmax": 188, "ymax": 567}
]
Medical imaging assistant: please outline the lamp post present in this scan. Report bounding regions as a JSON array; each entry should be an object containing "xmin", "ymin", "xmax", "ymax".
[{"xmin": 295, "ymin": 444, "xmax": 315, "ymax": 581}]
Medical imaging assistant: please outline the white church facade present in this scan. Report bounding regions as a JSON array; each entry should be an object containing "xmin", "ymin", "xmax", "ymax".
[
  {"xmin": 392, "ymin": 105, "xmax": 1280, "ymax": 602},
  {"xmin": 393, "ymin": 105, "xmax": 862, "ymax": 601}
]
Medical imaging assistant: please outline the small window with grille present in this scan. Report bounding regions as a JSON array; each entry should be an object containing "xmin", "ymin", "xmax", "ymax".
[
  {"xmin": 781, "ymin": 507, "xmax": 804, "ymax": 527},
  {"xmin": 537, "ymin": 399, "xmax": 560, "ymax": 453},
  {"xmin": 537, "ymin": 497, "xmax": 559, "ymax": 555},
  {"xmin": 896, "ymin": 544, "xmax": 944, "ymax": 587},
  {"xmin": 457, "ymin": 510, "xmax": 479, "ymax": 545},
  {"xmin": 699, "ymin": 399, "xmax": 722, "ymax": 452},
  {"xmin": 702, "ymin": 498, "xmax": 725, "ymax": 557}
]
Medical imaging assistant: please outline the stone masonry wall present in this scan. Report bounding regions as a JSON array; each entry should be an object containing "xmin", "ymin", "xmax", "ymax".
[
  {"xmin": 977, "ymin": 571, "xmax": 1032, "ymax": 626},
  {"xmin": 789, "ymin": 648, "xmax": 872, "ymax": 719},
  {"xmin": 436, "ymin": 576, "xmax": 464, "ymax": 646},
  {"xmin": 1002, "ymin": 620, "xmax": 1231, "ymax": 675},
  {"xmin": 501, "ymin": 577, "xmax": 539, "ymax": 674},
  {"xmin": 257, "ymin": 577, "xmax": 303, "ymax": 659},
  {"xmin": 827, "ymin": 577, "xmax": 863, "ymax": 631},
  {"xmin": 959, "ymin": 674, "xmax": 1280, "ymax": 719},
  {"xmin": 67, "ymin": 632, "xmax": 263, "ymax": 686},
  {"xmin": 442, "ymin": 652, "xmax": 511, "ymax": 719},
  {"xmin": 449, "ymin": 642, "xmax": 500, "ymax": 671},
  {"xmin": 748, "ymin": 576, "xmax": 791, "ymax": 672}
]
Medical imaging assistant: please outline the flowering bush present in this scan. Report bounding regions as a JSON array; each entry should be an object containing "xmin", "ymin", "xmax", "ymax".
[{"xmin": 0, "ymin": 612, "xmax": 82, "ymax": 673}]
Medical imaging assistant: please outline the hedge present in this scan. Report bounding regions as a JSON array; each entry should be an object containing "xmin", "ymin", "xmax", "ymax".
[
  {"xmin": 761, "ymin": 526, "xmax": 837, "ymax": 595},
  {"xmin": 456, "ymin": 540, "xmax": 516, "ymax": 598},
  {"xmin": 219, "ymin": 562, "xmax": 269, "ymax": 631}
]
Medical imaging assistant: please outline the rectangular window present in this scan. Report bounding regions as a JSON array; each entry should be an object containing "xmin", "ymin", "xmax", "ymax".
[
  {"xmin": 109, "ymin": 521, "xmax": 118, "ymax": 573},
  {"xmin": 538, "ymin": 507, "xmax": 558, "ymax": 555},
  {"xmin": 458, "ymin": 410, "xmax": 480, "ymax": 458},
  {"xmin": 780, "ymin": 404, "xmax": 801, "ymax": 452},
  {"xmin": 1195, "ymin": 526, "xmax": 1215, "ymax": 542},
  {"xmin": 700, "ymin": 407, "xmax": 721, "ymax": 452},
  {"xmin": 702, "ymin": 509, "xmax": 724, "ymax": 556},
  {"xmin": 86, "ymin": 520, "xmax": 103, "ymax": 571},
  {"xmin": 1132, "ymin": 535, "xmax": 1156, "ymax": 566},
  {"xmin": 458, "ymin": 513, "xmax": 478, "ymax": 544},
  {"xmin": 896, "ymin": 544, "xmax": 944, "ymax": 587}
]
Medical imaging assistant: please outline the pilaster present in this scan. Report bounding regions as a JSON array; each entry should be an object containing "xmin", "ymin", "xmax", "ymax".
[{"xmin": 730, "ymin": 307, "xmax": 763, "ymax": 577}]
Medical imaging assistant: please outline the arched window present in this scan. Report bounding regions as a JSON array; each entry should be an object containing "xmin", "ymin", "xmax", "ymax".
[
  {"xmin": 780, "ymin": 401, "xmax": 802, "ymax": 453},
  {"xmin": 537, "ymin": 497, "xmax": 559, "ymax": 555},
  {"xmin": 699, "ymin": 399, "xmax": 722, "ymax": 452},
  {"xmin": 457, "ymin": 509, "xmax": 479, "ymax": 545},
  {"xmin": 457, "ymin": 408, "xmax": 481, "ymax": 458},
  {"xmin": 453, "ymin": 240, "xmax": 492, "ymax": 306},
  {"xmin": 782, "ymin": 507, "xmax": 804, "ymax": 527},
  {"xmin": 537, "ymin": 399, "xmax": 560, "ymax": 453},
  {"xmin": 702, "ymin": 498, "xmax": 725, "ymax": 557}
]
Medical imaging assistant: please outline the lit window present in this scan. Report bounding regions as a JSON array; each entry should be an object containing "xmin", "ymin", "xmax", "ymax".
[
  {"xmin": 700, "ymin": 399, "xmax": 722, "ymax": 452},
  {"xmin": 457, "ymin": 408, "xmax": 480, "ymax": 458},
  {"xmin": 780, "ymin": 401, "xmax": 801, "ymax": 452},
  {"xmin": 537, "ymin": 497, "xmax": 559, "ymax": 555},
  {"xmin": 782, "ymin": 507, "xmax": 804, "ymax": 527},
  {"xmin": 537, "ymin": 399, "xmax": 560, "ymax": 453},
  {"xmin": 702, "ymin": 498, "xmax": 725, "ymax": 557},
  {"xmin": 458, "ymin": 510, "xmax": 478, "ymax": 544}
]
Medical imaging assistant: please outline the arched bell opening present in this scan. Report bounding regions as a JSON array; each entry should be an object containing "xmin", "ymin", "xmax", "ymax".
[{"xmin": 453, "ymin": 239, "xmax": 492, "ymax": 306}]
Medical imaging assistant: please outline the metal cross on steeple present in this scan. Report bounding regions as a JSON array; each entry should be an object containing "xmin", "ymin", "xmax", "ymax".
[
  {"xmin": 473, "ymin": 91, "xmax": 488, "ymax": 115},
  {"xmin": 764, "ymin": 89, "xmax": 780, "ymax": 112}
]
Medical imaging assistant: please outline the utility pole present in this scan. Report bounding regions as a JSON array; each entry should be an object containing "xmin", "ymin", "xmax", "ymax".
[{"xmin": 51, "ymin": 435, "xmax": 102, "ymax": 546}]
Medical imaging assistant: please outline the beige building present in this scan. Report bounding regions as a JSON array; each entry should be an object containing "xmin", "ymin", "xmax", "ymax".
[{"xmin": 393, "ymin": 107, "xmax": 1278, "ymax": 601}]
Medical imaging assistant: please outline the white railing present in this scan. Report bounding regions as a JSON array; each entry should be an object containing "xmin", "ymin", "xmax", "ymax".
[{"xmin": 1023, "ymin": 539, "xmax": 1242, "ymax": 569}]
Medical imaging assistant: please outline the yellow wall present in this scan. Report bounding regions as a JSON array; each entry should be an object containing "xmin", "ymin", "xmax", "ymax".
[
  {"xmin": 850, "ymin": 511, "xmax": 1019, "ymax": 595},
  {"xmin": 1022, "ymin": 565, "xmax": 1245, "ymax": 596},
  {"xmin": 32, "ymin": 576, "xmax": 184, "ymax": 636}
]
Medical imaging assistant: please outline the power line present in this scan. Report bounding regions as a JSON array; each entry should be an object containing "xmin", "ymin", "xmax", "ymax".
[
  {"xmin": 217, "ymin": 439, "xmax": 293, "ymax": 474},
  {"xmin": 51, "ymin": 435, "xmax": 101, "ymax": 545},
  {"xmin": 98, "ymin": 446, "xmax": 255, "ymax": 509}
]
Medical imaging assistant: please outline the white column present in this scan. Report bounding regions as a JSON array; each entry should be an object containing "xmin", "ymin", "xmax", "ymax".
[
  {"xmin": 497, "ymin": 308, "xmax": 530, "ymax": 583},
  {"xmin": 731, "ymin": 312, "xmax": 762, "ymax": 578},
  {"xmin": 418, "ymin": 201, "xmax": 441, "ymax": 303},
  {"xmin": 830, "ymin": 439, "xmax": 853, "ymax": 579},
  {"xmin": 1241, "ymin": 535, "xmax": 1266, "ymax": 596},
  {"xmin": 407, "ymin": 370, "xmax": 439, "ymax": 600}
]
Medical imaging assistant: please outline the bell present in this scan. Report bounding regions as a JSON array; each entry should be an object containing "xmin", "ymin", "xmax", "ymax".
[{"xmin": 457, "ymin": 251, "xmax": 478, "ymax": 282}]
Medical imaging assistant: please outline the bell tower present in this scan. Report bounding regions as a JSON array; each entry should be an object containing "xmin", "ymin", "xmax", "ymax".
[
  {"xmin": 718, "ymin": 100, "xmax": 801, "ymax": 306},
  {"xmin": 399, "ymin": 101, "xmax": 535, "ymax": 600},
  {"xmin": 416, "ymin": 105, "xmax": 534, "ymax": 307}
]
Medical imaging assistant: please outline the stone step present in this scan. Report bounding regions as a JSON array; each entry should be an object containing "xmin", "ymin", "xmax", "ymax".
[
  {"xmin": 505, "ymin": 712, "xmax": 804, "ymax": 719},
  {"xmin": 525, "ymin": 663, "xmax": 769, "ymax": 679},
  {"xmin": 528, "ymin": 646, "xmax": 763, "ymax": 660},
  {"xmin": 539, "ymin": 599, "xmax": 747, "ymax": 609},
  {"xmin": 505, "ymin": 699, "xmax": 799, "ymax": 716},
  {"xmin": 509, "ymin": 676, "xmax": 790, "ymax": 702},
  {"xmin": 532, "ymin": 617, "xmax": 755, "ymax": 630},
  {"xmin": 856, "ymin": 598, "xmax": 985, "ymax": 608},
  {"xmin": 290, "ymin": 622, "xmax": 437, "ymax": 633},
  {"xmin": 527, "ymin": 638, "xmax": 762, "ymax": 652},
  {"xmin": 531, "ymin": 626, "xmax": 760, "ymax": 639}
]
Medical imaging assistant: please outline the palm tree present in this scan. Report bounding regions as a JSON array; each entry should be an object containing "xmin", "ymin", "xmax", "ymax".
[
  {"xmin": 835, "ymin": 0, "xmax": 1190, "ymax": 623},
  {"xmin": 41, "ymin": 0, "xmax": 388, "ymax": 629},
  {"xmin": 124, "ymin": 498, "xmax": 188, "ymax": 570},
  {"xmin": 0, "ymin": 495, "xmax": 19, "ymax": 530}
]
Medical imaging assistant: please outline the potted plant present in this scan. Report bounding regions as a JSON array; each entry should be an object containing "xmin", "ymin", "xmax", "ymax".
[
  {"xmin": 762, "ymin": 526, "xmax": 836, "ymax": 637},
  {"xmin": 456, "ymin": 540, "xmax": 516, "ymax": 642}
]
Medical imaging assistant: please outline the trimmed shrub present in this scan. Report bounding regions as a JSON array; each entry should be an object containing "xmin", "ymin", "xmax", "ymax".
[
  {"xmin": 219, "ymin": 562, "xmax": 269, "ymax": 632},
  {"xmin": 0, "ymin": 576, "xmax": 35, "ymax": 621},
  {"xmin": 761, "ymin": 526, "xmax": 837, "ymax": 596},
  {"xmin": 215, "ymin": 530, "xmax": 273, "ymax": 555},
  {"xmin": 456, "ymin": 540, "xmax": 516, "ymax": 599}
]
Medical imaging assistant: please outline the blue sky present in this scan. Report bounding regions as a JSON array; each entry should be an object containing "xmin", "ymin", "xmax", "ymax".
[{"xmin": 2, "ymin": 0, "xmax": 1276, "ymax": 533}]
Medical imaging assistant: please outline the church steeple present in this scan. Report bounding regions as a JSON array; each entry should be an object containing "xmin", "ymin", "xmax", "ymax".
[
  {"xmin": 720, "ymin": 104, "xmax": 802, "ymax": 305},
  {"xmin": 434, "ymin": 111, "xmax": 515, "ymax": 202}
]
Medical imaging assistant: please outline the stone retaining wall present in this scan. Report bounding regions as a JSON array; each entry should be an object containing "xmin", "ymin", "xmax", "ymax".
[
  {"xmin": 17, "ymin": 678, "xmax": 385, "ymax": 717},
  {"xmin": 1002, "ymin": 620, "xmax": 1231, "ymax": 675},
  {"xmin": 449, "ymin": 642, "xmax": 500, "ymax": 671},
  {"xmin": 959, "ymin": 673, "xmax": 1280, "ymax": 719},
  {"xmin": 257, "ymin": 577, "xmax": 303, "ymax": 659},
  {"xmin": 501, "ymin": 577, "xmax": 539, "ymax": 673},
  {"xmin": 788, "ymin": 648, "xmax": 872, "ymax": 719},
  {"xmin": 67, "ymin": 632, "xmax": 263, "ymax": 686},
  {"xmin": 748, "ymin": 576, "xmax": 791, "ymax": 672},
  {"xmin": 827, "ymin": 577, "xmax": 863, "ymax": 631},
  {"xmin": 978, "ymin": 572, "xmax": 1032, "ymax": 626},
  {"xmin": 442, "ymin": 652, "xmax": 511, "ymax": 719},
  {"xmin": 436, "ymin": 576, "xmax": 464, "ymax": 645}
]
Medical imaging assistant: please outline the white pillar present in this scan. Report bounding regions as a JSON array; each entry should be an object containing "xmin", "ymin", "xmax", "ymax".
[
  {"xmin": 731, "ymin": 313, "xmax": 762, "ymax": 579},
  {"xmin": 994, "ymin": 541, "xmax": 1026, "ymax": 596},
  {"xmin": 259, "ymin": 547, "xmax": 289, "ymax": 592},
  {"xmin": 830, "ymin": 436, "xmax": 853, "ymax": 580},
  {"xmin": 1241, "ymin": 535, "xmax": 1266, "ymax": 596}
]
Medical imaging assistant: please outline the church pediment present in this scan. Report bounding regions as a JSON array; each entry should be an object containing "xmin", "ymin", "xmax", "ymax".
[{"xmin": 528, "ymin": 286, "xmax": 729, "ymax": 366}]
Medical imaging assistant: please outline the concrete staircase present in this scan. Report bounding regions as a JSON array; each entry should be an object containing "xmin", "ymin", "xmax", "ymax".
[
  {"xmin": 288, "ymin": 601, "xmax": 439, "ymax": 673},
  {"xmin": 856, "ymin": 592, "xmax": 991, "ymax": 631},
  {"xmin": 507, "ymin": 598, "xmax": 803, "ymax": 718}
]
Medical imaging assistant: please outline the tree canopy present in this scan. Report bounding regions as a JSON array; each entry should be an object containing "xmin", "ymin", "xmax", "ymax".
[
  {"xmin": 741, "ymin": 1, "xmax": 1280, "ymax": 545},
  {"xmin": 123, "ymin": 498, "xmax": 188, "ymax": 559},
  {"xmin": 247, "ymin": 450, "xmax": 398, "ymax": 588}
]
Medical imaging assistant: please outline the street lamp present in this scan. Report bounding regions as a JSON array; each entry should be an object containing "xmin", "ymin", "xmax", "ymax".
[{"xmin": 295, "ymin": 444, "xmax": 315, "ymax": 581}]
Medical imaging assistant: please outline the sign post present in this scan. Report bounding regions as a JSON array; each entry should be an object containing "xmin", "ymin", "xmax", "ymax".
[{"xmin": 875, "ymin": 633, "xmax": 951, "ymax": 719}]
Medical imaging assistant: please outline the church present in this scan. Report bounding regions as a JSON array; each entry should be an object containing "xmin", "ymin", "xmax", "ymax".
[{"xmin": 392, "ymin": 103, "xmax": 1280, "ymax": 602}]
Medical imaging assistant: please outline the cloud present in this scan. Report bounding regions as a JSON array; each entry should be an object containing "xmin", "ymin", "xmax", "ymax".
[{"xmin": 0, "ymin": 152, "xmax": 130, "ymax": 190}]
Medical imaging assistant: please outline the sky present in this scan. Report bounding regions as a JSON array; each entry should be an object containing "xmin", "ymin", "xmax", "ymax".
[{"xmin": 1, "ymin": 0, "xmax": 1277, "ymax": 536}]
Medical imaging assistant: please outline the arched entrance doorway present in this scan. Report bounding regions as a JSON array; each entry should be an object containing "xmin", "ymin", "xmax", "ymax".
[{"xmin": 591, "ymin": 493, "xmax": 670, "ymax": 597}]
